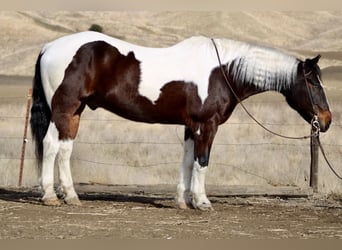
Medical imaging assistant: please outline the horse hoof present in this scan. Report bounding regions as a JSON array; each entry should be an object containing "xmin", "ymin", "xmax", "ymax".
[
  {"xmin": 64, "ymin": 197, "xmax": 82, "ymax": 206},
  {"xmin": 192, "ymin": 200, "xmax": 213, "ymax": 211},
  {"xmin": 177, "ymin": 202, "xmax": 190, "ymax": 210},
  {"xmin": 42, "ymin": 198, "xmax": 62, "ymax": 206},
  {"xmin": 197, "ymin": 203, "xmax": 214, "ymax": 211}
]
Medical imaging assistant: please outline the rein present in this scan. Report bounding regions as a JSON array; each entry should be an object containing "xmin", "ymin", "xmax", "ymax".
[
  {"xmin": 211, "ymin": 38, "xmax": 342, "ymax": 181},
  {"xmin": 210, "ymin": 38, "xmax": 315, "ymax": 140}
]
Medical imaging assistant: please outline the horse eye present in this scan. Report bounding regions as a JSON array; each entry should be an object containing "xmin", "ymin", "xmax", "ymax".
[
  {"xmin": 307, "ymin": 79, "xmax": 319, "ymax": 88},
  {"xmin": 312, "ymin": 81, "xmax": 321, "ymax": 88}
]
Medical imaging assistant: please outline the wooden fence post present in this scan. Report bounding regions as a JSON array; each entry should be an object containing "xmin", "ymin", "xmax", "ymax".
[
  {"xmin": 18, "ymin": 88, "xmax": 32, "ymax": 187},
  {"xmin": 310, "ymin": 130, "xmax": 319, "ymax": 193}
]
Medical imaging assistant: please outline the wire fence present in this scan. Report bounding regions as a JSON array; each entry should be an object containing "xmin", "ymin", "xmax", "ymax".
[
  {"xmin": 1, "ymin": 90, "xmax": 342, "ymax": 189},
  {"xmin": 2, "ymin": 99, "xmax": 342, "ymax": 157}
]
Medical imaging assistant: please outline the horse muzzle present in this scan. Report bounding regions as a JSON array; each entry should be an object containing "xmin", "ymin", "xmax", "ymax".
[{"xmin": 317, "ymin": 110, "xmax": 332, "ymax": 133}]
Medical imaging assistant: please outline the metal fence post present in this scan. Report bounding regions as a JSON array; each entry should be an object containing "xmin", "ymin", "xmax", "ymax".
[{"xmin": 310, "ymin": 130, "xmax": 319, "ymax": 193}]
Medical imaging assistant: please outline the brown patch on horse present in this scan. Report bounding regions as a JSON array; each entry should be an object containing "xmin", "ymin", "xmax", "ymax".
[{"xmin": 51, "ymin": 41, "xmax": 217, "ymax": 140}]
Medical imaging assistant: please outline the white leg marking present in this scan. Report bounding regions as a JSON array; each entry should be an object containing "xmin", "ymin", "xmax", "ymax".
[
  {"xmin": 41, "ymin": 122, "xmax": 60, "ymax": 205},
  {"xmin": 176, "ymin": 138, "xmax": 194, "ymax": 209},
  {"xmin": 57, "ymin": 140, "xmax": 81, "ymax": 205},
  {"xmin": 191, "ymin": 161, "xmax": 212, "ymax": 210}
]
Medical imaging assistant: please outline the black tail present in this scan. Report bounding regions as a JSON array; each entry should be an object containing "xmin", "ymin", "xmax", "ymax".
[{"xmin": 30, "ymin": 52, "xmax": 51, "ymax": 169}]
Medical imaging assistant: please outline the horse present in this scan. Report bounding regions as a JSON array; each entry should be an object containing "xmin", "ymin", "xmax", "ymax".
[{"xmin": 30, "ymin": 31, "xmax": 331, "ymax": 210}]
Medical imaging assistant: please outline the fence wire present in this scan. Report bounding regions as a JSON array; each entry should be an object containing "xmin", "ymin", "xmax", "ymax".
[
  {"xmin": 1, "ymin": 93, "xmax": 342, "ymax": 186},
  {"xmin": 2, "ymin": 111, "xmax": 342, "ymax": 149}
]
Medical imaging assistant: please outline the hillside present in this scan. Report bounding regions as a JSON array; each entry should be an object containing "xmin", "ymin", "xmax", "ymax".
[{"xmin": 1, "ymin": 11, "xmax": 342, "ymax": 76}]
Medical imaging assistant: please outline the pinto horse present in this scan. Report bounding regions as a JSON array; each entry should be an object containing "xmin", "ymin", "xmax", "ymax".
[{"xmin": 30, "ymin": 31, "xmax": 331, "ymax": 209}]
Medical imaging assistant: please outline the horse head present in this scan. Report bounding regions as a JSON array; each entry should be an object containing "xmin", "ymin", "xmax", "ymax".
[{"xmin": 283, "ymin": 55, "xmax": 332, "ymax": 132}]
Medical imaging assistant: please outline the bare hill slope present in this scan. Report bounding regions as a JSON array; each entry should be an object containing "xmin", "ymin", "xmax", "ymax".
[{"xmin": 1, "ymin": 11, "xmax": 342, "ymax": 76}]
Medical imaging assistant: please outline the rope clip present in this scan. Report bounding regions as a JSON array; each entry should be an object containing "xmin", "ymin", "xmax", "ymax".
[{"xmin": 311, "ymin": 115, "xmax": 320, "ymax": 137}]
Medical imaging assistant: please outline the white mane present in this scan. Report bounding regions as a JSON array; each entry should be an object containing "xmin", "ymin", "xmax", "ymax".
[{"xmin": 216, "ymin": 38, "xmax": 299, "ymax": 92}]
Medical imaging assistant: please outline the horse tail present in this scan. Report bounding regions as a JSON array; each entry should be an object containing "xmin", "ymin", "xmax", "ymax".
[{"xmin": 30, "ymin": 52, "xmax": 51, "ymax": 168}]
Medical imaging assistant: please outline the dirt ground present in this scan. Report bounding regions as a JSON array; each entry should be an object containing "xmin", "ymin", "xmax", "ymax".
[{"xmin": 0, "ymin": 184, "xmax": 342, "ymax": 239}]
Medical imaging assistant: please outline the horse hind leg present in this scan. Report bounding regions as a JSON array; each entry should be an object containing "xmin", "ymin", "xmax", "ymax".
[
  {"xmin": 53, "ymin": 111, "xmax": 83, "ymax": 206},
  {"xmin": 41, "ymin": 122, "xmax": 61, "ymax": 206},
  {"xmin": 52, "ymin": 97, "xmax": 85, "ymax": 205},
  {"xmin": 56, "ymin": 138, "xmax": 81, "ymax": 206},
  {"xmin": 41, "ymin": 116, "xmax": 81, "ymax": 206}
]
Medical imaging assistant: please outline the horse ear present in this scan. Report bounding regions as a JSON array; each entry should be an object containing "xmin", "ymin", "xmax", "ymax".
[{"xmin": 305, "ymin": 54, "xmax": 321, "ymax": 68}]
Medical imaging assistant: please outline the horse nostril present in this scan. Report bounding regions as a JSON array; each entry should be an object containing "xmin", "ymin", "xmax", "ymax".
[
  {"xmin": 327, "ymin": 119, "xmax": 331, "ymax": 129},
  {"xmin": 321, "ymin": 119, "xmax": 331, "ymax": 132}
]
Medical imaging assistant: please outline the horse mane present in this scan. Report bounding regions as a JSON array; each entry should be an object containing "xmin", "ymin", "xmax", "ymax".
[{"xmin": 218, "ymin": 39, "xmax": 299, "ymax": 92}]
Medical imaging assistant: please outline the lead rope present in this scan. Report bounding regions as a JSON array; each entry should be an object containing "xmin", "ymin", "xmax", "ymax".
[
  {"xmin": 317, "ymin": 137, "xmax": 342, "ymax": 180},
  {"xmin": 211, "ymin": 38, "xmax": 342, "ymax": 181},
  {"xmin": 210, "ymin": 38, "xmax": 313, "ymax": 140}
]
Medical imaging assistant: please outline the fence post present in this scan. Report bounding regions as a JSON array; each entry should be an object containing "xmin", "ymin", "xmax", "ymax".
[
  {"xmin": 18, "ymin": 88, "xmax": 32, "ymax": 187},
  {"xmin": 310, "ymin": 130, "xmax": 319, "ymax": 193}
]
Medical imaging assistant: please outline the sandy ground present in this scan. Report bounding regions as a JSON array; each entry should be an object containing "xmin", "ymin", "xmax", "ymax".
[{"xmin": 0, "ymin": 184, "xmax": 342, "ymax": 239}]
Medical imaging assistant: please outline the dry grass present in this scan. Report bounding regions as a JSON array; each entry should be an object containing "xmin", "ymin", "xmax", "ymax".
[{"xmin": 0, "ymin": 12, "xmax": 342, "ymax": 194}]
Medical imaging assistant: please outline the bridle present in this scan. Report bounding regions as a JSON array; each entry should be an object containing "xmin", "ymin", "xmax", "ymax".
[{"xmin": 302, "ymin": 66, "xmax": 320, "ymax": 136}]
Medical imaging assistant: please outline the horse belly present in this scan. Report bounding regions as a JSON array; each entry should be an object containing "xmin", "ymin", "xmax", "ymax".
[{"xmin": 100, "ymin": 92, "xmax": 187, "ymax": 125}]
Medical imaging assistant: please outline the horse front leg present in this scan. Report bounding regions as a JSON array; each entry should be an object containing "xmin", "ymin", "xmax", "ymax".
[
  {"xmin": 191, "ymin": 120, "xmax": 218, "ymax": 211},
  {"xmin": 176, "ymin": 127, "xmax": 195, "ymax": 209},
  {"xmin": 191, "ymin": 161, "xmax": 211, "ymax": 210}
]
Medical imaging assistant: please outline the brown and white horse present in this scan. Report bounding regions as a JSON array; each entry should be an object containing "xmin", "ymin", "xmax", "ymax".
[{"xmin": 30, "ymin": 31, "xmax": 331, "ymax": 209}]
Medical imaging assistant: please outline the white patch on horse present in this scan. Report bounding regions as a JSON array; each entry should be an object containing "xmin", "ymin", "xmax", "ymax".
[
  {"xmin": 191, "ymin": 161, "xmax": 211, "ymax": 210},
  {"xmin": 41, "ymin": 122, "xmax": 60, "ymax": 201},
  {"xmin": 137, "ymin": 36, "xmax": 216, "ymax": 103},
  {"xmin": 57, "ymin": 139, "xmax": 79, "ymax": 203},
  {"xmin": 176, "ymin": 137, "xmax": 195, "ymax": 208},
  {"xmin": 41, "ymin": 32, "xmax": 217, "ymax": 106}
]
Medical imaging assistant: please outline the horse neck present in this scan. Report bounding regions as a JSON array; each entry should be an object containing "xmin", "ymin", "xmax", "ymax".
[
  {"xmin": 232, "ymin": 79, "xmax": 268, "ymax": 101},
  {"xmin": 225, "ymin": 59, "xmax": 299, "ymax": 101}
]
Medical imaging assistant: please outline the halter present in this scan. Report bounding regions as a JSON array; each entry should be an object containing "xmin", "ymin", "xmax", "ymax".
[{"xmin": 303, "ymin": 65, "xmax": 321, "ymax": 135}]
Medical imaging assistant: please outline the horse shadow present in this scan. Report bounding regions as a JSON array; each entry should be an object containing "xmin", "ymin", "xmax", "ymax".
[
  {"xmin": 0, "ymin": 187, "xmax": 42, "ymax": 205},
  {"xmin": 0, "ymin": 187, "xmax": 175, "ymax": 209},
  {"xmin": 79, "ymin": 192, "xmax": 175, "ymax": 208}
]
